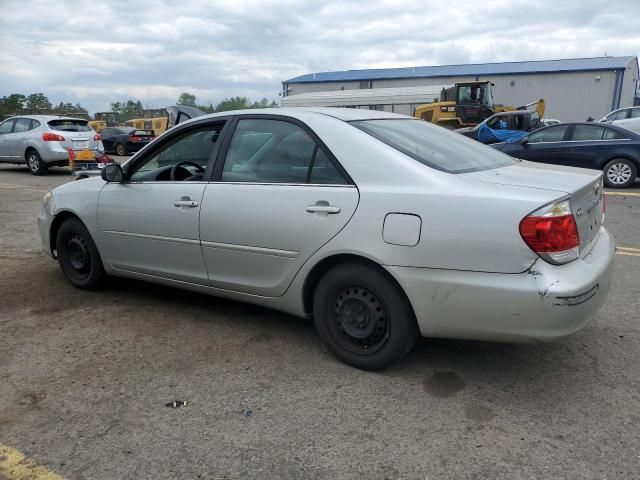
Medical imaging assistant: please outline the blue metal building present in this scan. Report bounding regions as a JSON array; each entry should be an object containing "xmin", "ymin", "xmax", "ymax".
[{"xmin": 282, "ymin": 56, "xmax": 639, "ymax": 121}]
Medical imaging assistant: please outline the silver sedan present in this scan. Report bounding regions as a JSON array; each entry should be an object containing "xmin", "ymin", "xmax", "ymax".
[{"xmin": 38, "ymin": 108, "xmax": 615, "ymax": 370}]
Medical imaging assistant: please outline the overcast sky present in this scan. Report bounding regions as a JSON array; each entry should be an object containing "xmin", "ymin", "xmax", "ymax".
[{"xmin": 1, "ymin": 0, "xmax": 638, "ymax": 113}]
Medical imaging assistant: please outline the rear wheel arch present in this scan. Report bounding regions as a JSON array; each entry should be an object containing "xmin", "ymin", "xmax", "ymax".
[
  {"xmin": 302, "ymin": 253, "xmax": 417, "ymax": 321},
  {"xmin": 601, "ymin": 154, "xmax": 639, "ymax": 170},
  {"xmin": 24, "ymin": 146, "xmax": 38, "ymax": 162}
]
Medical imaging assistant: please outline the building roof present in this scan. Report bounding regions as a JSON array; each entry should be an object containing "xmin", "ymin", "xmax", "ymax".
[{"xmin": 284, "ymin": 56, "xmax": 636, "ymax": 84}]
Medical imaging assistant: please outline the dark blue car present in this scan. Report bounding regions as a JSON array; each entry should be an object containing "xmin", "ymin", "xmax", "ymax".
[{"xmin": 491, "ymin": 122, "xmax": 640, "ymax": 188}]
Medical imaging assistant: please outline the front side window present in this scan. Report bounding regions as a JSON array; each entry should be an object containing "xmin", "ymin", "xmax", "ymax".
[
  {"xmin": 630, "ymin": 108, "xmax": 640, "ymax": 119},
  {"xmin": 0, "ymin": 119, "xmax": 15, "ymax": 134},
  {"xmin": 572, "ymin": 125, "xmax": 606, "ymax": 141},
  {"xmin": 13, "ymin": 118, "xmax": 32, "ymax": 133},
  {"xmin": 221, "ymin": 119, "xmax": 316, "ymax": 183},
  {"xmin": 528, "ymin": 125, "xmax": 569, "ymax": 143},
  {"xmin": 130, "ymin": 124, "xmax": 224, "ymax": 181},
  {"xmin": 352, "ymin": 119, "xmax": 514, "ymax": 174}
]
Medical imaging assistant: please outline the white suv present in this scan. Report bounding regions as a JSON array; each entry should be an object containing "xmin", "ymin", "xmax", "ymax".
[
  {"xmin": 600, "ymin": 107, "xmax": 640, "ymax": 134},
  {"xmin": 0, "ymin": 115, "xmax": 103, "ymax": 175}
]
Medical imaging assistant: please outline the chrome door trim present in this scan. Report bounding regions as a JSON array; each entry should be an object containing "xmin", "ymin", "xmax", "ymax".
[
  {"xmin": 103, "ymin": 230, "xmax": 200, "ymax": 246},
  {"xmin": 201, "ymin": 240, "xmax": 299, "ymax": 258}
]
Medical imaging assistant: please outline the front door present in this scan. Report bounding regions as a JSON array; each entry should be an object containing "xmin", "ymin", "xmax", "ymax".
[
  {"xmin": 97, "ymin": 122, "xmax": 227, "ymax": 284},
  {"xmin": 0, "ymin": 119, "xmax": 15, "ymax": 160},
  {"xmin": 200, "ymin": 117, "xmax": 359, "ymax": 297},
  {"xmin": 517, "ymin": 124, "xmax": 571, "ymax": 165}
]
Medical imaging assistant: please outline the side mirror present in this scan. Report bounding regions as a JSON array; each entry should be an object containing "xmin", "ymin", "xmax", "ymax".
[
  {"xmin": 519, "ymin": 137, "xmax": 529, "ymax": 145},
  {"xmin": 101, "ymin": 163, "xmax": 123, "ymax": 182}
]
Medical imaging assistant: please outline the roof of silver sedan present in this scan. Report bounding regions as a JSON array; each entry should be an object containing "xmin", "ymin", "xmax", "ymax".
[{"xmin": 194, "ymin": 107, "xmax": 411, "ymax": 123}]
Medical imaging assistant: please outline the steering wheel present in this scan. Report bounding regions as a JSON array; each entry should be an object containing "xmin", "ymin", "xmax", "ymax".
[{"xmin": 170, "ymin": 161, "xmax": 205, "ymax": 181}]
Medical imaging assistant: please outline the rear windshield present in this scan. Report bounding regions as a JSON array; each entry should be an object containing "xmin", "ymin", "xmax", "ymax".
[
  {"xmin": 48, "ymin": 119, "xmax": 92, "ymax": 132},
  {"xmin": 133, "ymin": 130, "xmax": 154, "ymax": 136},
  {"xmin": 351, "ymin": 119, "xmax": 515, "ymax": 173}
]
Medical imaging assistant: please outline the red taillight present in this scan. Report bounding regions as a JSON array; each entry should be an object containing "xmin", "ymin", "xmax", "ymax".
[
  {"xmin": 42, "ymin": 132, "xmax": 65, "ymax": 141},
  {"xmin": 94, "ymin": 133, "xmax": 102, "ymax": 141},
  {"xmin": 130, "ymin": 135, "xmax": 141, "ymax": 142},
  {"xmin": 519, "ymin": 199, "xmax": 580, "ymax": 265}
]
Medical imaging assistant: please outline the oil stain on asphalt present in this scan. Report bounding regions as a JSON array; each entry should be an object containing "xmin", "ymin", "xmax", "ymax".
[{"xmin": 423, "ymin": 371, "xmax": 465, "ymax": 397}]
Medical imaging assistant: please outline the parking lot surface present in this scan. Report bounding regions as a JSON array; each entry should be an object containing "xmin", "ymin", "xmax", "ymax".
[{"xmin": 1, "ymin": 163, "xmax": 639, "ymax": 479}]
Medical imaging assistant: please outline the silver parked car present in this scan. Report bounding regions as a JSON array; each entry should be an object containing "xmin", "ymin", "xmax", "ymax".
[
  {"xmin": 37, "ymin": 108, "xmax": 614, "ymax": 370},
  {"xmin": 0, "ymin": 115, "xmax": 102, "ymax": 175}
]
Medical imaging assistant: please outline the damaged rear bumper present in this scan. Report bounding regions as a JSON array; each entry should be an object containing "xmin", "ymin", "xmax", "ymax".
[{"xmin": 385, "ymin": 227, "xmax": 615, "ymax": 342}]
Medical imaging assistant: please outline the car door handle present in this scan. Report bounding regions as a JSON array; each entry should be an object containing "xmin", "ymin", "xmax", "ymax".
[
  {"xmin": 306, "ymin": 204, "xmax": 340, "ymax": 214},
  {"xmin": 174, "ymin": 197, "xmax": 198, "ymax": 208}
]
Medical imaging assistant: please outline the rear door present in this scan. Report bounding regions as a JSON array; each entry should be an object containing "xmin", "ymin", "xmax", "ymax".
[
  {"xmin": 200, "ymin": 115, "xmax": 359, "ymax": 297},
  {"xmin": 7, "ymin": 118, "xmax": 33, "ymax": 158},
  {"xmin": 566, "ymin": 124, "xmax": 610, "ymax": 168},
  {"xmin": 517, "ymin": 124, "xmax": 571, "ymax": 164}
]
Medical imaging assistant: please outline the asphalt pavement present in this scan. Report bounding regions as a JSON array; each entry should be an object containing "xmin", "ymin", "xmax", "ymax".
[{"xmin": 0, "ymin": 163, "xmax": 639, "ymax": 480}]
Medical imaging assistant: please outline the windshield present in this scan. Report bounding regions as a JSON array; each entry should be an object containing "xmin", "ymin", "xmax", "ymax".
[{"xmin": 351, "ymin": 119, "xmax": 515, "ymax": 173}]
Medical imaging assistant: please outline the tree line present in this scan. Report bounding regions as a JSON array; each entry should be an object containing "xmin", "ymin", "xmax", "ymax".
[
  {"xmin": 0, "ymin": 93, "xmax": 88, "ymax": 117},
  {"xmin": 1, "ymin": 91, "xmax": 278, "ymax": 121},
  {"xmin": 175, "ymin": 92, "xmax": 278, "ymax": 113}
]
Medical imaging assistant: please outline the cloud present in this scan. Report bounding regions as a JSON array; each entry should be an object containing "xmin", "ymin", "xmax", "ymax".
[{"xmin": 0, "ymin": 0, "xmax": 638, "ymax": 113}]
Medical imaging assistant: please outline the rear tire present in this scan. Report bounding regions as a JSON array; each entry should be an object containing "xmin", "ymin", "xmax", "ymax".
[
  {"xmin": 26, "ymin": 150, "xmax": 48, "ymax": 176},
  {"xmin": 56, "ymin": 218, "xmax": 105, "ymax": 290},
  {"xmin": 115, "ymin": 143, "xmax": 126, "ymax": 156},
  {"xmin": 313, "ymin": 262, "xmax": 418, "ymax": 370},
  {"xmin": 603, "ymin": 158, "xmax": 637, "ymax": 188}
]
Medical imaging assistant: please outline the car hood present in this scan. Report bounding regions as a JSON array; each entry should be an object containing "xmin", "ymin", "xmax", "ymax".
[
  {"xmin": 460, "ymin": 160, "xmax": 600, "ymax": 194},
  {"xmin": 455, "ymin": 126, "xmax": 475, "ymax": 134}
]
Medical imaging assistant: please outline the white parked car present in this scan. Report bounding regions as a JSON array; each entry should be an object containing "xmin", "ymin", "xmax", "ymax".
[
  {"xmin": 38, "ymin": 108, "xmax": 614, "ymax": 370},
  {"xmin": 600, "ymin": 106, "xmax": 640, "ymax": 134},
  {"xmin": 0, "ymin": 115, "xmax": 103, "ymax": 175}
]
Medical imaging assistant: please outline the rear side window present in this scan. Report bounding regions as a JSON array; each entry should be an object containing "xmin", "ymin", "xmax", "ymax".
[
  {"xmin": 48, "ymin": 119, "xmax": 91, "ymax": 132},
  {"xmin": 528, "ymin": 125, "xmax": 569, "ymax": 143},
  {"xmin": 572, "ymin": 125, "xmax": 606, "ymax": 141},
  {"xmin": 309, "ymin": 149, "xmax": 348, "ymax": 185},
  {"xmin": 352, "ymin": 119, "xmax": 514, "ymax": 173},
  {"xmin": 604, "ymin": 129, "xmax": 628, "ymax": 140},
  {"xmin": 13, "ymin": 118, "xmax": 32, "ymax": 133},
  {"xmin": 222, "ymin": 119, "xmax": 346, "ymax": 184}
]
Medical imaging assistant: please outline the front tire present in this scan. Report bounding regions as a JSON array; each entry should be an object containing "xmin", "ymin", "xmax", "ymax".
[
  {"xmin": 56, "ymin": 218, "xmax": 105, "ymax": 290},
  {"xmin": 313, "ymin": 262, "xmax": 418, "ymax": 370},
  {"xmin": 603, "ymin": 158, "xmax": 637, "ymax": 188},
  {"xmin": 26, "ymin": 150, "xmax": 48, "ymax": 176}
]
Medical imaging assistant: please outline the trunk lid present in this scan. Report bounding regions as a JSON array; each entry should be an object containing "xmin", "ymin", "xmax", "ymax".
[{"xmin": 461, "ymin": 161, "xmax": 604, "ymax": 257}]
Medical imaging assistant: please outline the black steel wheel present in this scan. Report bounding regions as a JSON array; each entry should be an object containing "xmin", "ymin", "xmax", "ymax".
[
  {"xmin": 313, "ymin": 262, "xmax": 418, "ymax": 370},
  {"xmin": 56, "ymin": 218, "xmax": 105, "ymax": 289},
  {"xmin": 331, "ymin": 286, "xmax": 390, "ymax": 354}
]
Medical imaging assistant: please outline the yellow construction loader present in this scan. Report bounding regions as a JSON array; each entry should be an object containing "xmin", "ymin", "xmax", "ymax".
[
  {"xmin": 414, "ymin": 81, "xmax": 544, "ymax": 129},
  {"xmin": 89, "ymin": 112, "xmax": 119, "ymax": 132}
]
